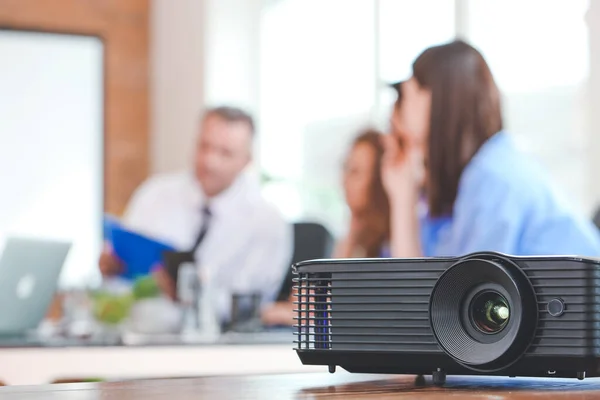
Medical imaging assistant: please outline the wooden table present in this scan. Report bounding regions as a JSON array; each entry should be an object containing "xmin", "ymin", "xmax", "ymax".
[{"xmin": 1, "ymin": 372, "xmax": 600, "ymax": 399}]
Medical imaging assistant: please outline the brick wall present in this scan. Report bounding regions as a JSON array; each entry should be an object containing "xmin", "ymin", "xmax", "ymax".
[{"xmin": 0, "ymin": 0, "xmax": 150, "ymax": 215}]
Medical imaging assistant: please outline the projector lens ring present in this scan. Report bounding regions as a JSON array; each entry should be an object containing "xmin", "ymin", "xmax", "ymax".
[
  {"xmin": 429, "ymin": 255, "xmax": 538, "ymax": 372},
  {"xmin": 470, "ymin": 290, "xmax": 510, "ymax": 334}
]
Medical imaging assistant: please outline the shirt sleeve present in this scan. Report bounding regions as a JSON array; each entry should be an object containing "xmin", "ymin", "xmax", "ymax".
[
  {"xmin": 519, "ymin": 199, "xmax": 600, "ymax": 257},
  {"xmin": 524, "ymin": 215, "xmax": 600, "ymax": 257}
]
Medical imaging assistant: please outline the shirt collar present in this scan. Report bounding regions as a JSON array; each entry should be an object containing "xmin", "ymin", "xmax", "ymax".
[{"xmin": 186, "ymin": 169, "xmax": 261, "ymax": 216}]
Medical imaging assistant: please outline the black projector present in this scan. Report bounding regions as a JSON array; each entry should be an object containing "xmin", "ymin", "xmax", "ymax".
[{"xmin": 293, "ymin": 252, "xmax": 600, "ymax": 385}]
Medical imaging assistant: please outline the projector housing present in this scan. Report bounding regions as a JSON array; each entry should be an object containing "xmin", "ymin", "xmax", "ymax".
[{"xmin": 293, "ymin": 252, "xmax": 600, "ymax": 382}]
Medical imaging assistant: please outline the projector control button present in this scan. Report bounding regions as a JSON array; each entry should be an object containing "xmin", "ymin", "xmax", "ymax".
[{"xmin": 547, "ymin": 298, "xmax": 565, "ymax": 317}]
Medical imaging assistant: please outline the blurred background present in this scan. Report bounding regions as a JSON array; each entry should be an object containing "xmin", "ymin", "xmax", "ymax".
[{"xmin": 1, "ymin": 0, "xmax": 599, "ymax": 290}]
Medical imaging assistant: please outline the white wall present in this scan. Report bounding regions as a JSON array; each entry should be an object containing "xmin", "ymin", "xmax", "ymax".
[
  {"xmin": 150, "ymin": 0, "xmax": 206, "ymax": 174},
  {"xmin": 150, "ymin": 0, "xmax": 263, "ymax": 174},
  {"xmin": 203, "ymin": 0, "xmax": 262, "ymax": 111}
]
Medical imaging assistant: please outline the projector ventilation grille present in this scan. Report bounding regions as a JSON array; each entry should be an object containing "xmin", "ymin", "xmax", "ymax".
[{"xmin": 294, "ymin": 272, "xmax": 333, "ymax": 350}]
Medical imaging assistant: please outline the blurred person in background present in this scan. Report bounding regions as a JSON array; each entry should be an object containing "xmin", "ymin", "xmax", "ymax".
[
  {"xmin": 100, "ymin": 106, "xmax": 293, "ymax": 322},
  {"xmin": 261, "ymin": 129, "xmax": 390, "ymax": 326},
  {"xmin": 334, "ymin": 129, "xmax": 390, "ymax": 258},
  {"xmin": 383, "ymin": 40, "xmax": 600, "ymax": 257}
]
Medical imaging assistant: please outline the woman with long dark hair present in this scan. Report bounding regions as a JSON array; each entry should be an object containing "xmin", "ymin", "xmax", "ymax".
[
  {"xmin": 383, "ymin": 40, "xmax": 600, "ymax": 257},
  {"xmin": 335, "ymin": 129, "xmax": 390, "ymax": 258}
]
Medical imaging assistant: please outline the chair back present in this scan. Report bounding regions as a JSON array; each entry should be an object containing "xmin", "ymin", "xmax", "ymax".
[{"xmin": 276, "ymin": 222, "xmax": 334, "ymax": 301}]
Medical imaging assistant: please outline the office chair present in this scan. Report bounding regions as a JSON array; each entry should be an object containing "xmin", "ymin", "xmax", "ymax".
[
  {"xmin": 593, "ymin": 207, "xmax": 600, "ymax": 230},
  {"xmin": 276, "ymin": 222, "xmax": 334, "ymax": 301}
]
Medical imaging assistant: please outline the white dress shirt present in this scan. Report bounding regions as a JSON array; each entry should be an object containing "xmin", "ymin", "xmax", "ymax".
[{"xmin": 122, "ymin": 170, "xmax": 293, "ymax": 321}]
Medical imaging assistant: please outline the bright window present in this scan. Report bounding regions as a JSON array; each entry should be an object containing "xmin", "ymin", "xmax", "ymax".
[{"xmin": 0, "ymin": 30, "xmax": 104, "ymax": 288}]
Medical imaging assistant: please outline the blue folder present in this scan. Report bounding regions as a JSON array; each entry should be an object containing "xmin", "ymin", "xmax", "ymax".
[{"xmin": 103, "ymin": 215, "xmax": 176, "ymax": 280}]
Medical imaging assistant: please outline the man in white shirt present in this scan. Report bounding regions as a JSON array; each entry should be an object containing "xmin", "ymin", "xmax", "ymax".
[{"xmin": 100, "ymin": 106, "xmax": 293, "ymax": 322}]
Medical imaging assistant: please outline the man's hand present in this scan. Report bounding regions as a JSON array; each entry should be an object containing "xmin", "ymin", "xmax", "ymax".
[
  {"xmin": 261, "ymin": 301, "xmax": 294, "ymax": 327},
  {"xmin": 98, "ymin": 243, "xmax": 123, "ymax": 276},
  {"xmin": 151, "ymin": 266, "xmax": 177, "ymax": 301}
]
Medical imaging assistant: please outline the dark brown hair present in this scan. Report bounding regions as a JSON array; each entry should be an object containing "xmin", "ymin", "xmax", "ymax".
[
  {"xmin": 348, "ymin": 130, "xmax": 390, "ymax": 257},
  {"xmin": 412, "ymin": 40, "xmax": 503, "ymax": 217},
  {"xmin": 203, "ymin": 106, "xmax": 256, "ymax": 137}
]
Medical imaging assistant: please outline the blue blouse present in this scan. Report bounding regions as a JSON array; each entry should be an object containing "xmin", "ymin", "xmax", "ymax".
[{"xmin": 420, "ymin": 132, "xmax": 600, "ymax": 257}]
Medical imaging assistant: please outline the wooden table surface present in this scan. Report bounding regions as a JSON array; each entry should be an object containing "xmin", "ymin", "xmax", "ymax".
[{"xmin": 1, "ymin": 372, "xmax": 600, "ymax": 399}]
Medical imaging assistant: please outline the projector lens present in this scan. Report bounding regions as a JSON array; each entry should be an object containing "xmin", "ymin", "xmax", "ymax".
[
  {"xmin": 431, "ymin": 256, "xmax": 538, "ymax": 370},
  {"xmin": 470, "ymin": 291, "xmax": 510, "ymax": 334}
]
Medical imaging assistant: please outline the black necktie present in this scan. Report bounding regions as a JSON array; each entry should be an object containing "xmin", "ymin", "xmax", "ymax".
[
  {"xmin": 190, "ymin": 205, "xmax": 212, "ymax": 255},
  {"xmin": 162, "ymin": 205, "xmax": 212, "ymax": 288}
]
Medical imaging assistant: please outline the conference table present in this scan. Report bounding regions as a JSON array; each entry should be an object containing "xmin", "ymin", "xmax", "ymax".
[
  {"xmin": 0, "ymin": 330, "xmax": 322, "ymax": 386},
  {"xmin": 1, "ymin": 372, "xmax": 600, "ymax": 398}
]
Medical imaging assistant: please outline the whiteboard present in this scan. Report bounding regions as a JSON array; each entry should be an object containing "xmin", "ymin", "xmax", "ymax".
[{"xmin": 0, "ymin": 29, "xmax": 104, "ymax": 288}]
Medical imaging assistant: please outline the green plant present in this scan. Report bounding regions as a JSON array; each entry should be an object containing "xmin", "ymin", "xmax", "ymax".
[
  {"xmin": 90, "ymin": 275, "xmax": 161, "ymax": 325},
  {"xmin": 92, "ymin": 293, "xmax": 134, "ymax": 325},
  {"xmin": 132, "ymin": 275, "xmax": 161, "ymax": 300}
]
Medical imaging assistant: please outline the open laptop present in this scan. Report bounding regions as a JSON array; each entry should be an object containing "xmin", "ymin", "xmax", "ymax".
[{"xmin": 0, "ymin": 237, "xmax": 71, "ymax": 336}]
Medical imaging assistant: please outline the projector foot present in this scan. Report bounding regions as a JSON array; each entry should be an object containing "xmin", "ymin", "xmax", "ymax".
[
  {"xmin": 328, "ymin": 365, "xmax": 336, "ymax": 374},
  {"xmin": 432, "ymin": 369, "xmax": 446, "ymax": 386},
  {"xmin": 414, "ymin": 375, "xmax": 426, "ymax": 387},
  {"xmin": 577, "ymin": 372, "xmax": 586, "ymax": 380}
]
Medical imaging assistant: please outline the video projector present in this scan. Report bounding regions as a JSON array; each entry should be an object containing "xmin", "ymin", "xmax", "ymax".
[{"xmin": 293, "ymin": 252, "xmax": 600, "ymax": 385}]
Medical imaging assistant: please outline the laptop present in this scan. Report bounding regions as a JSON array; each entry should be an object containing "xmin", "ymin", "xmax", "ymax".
[{"xmin": 0, "ymin": 237, "xmax": 71, "ymax": 336}]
